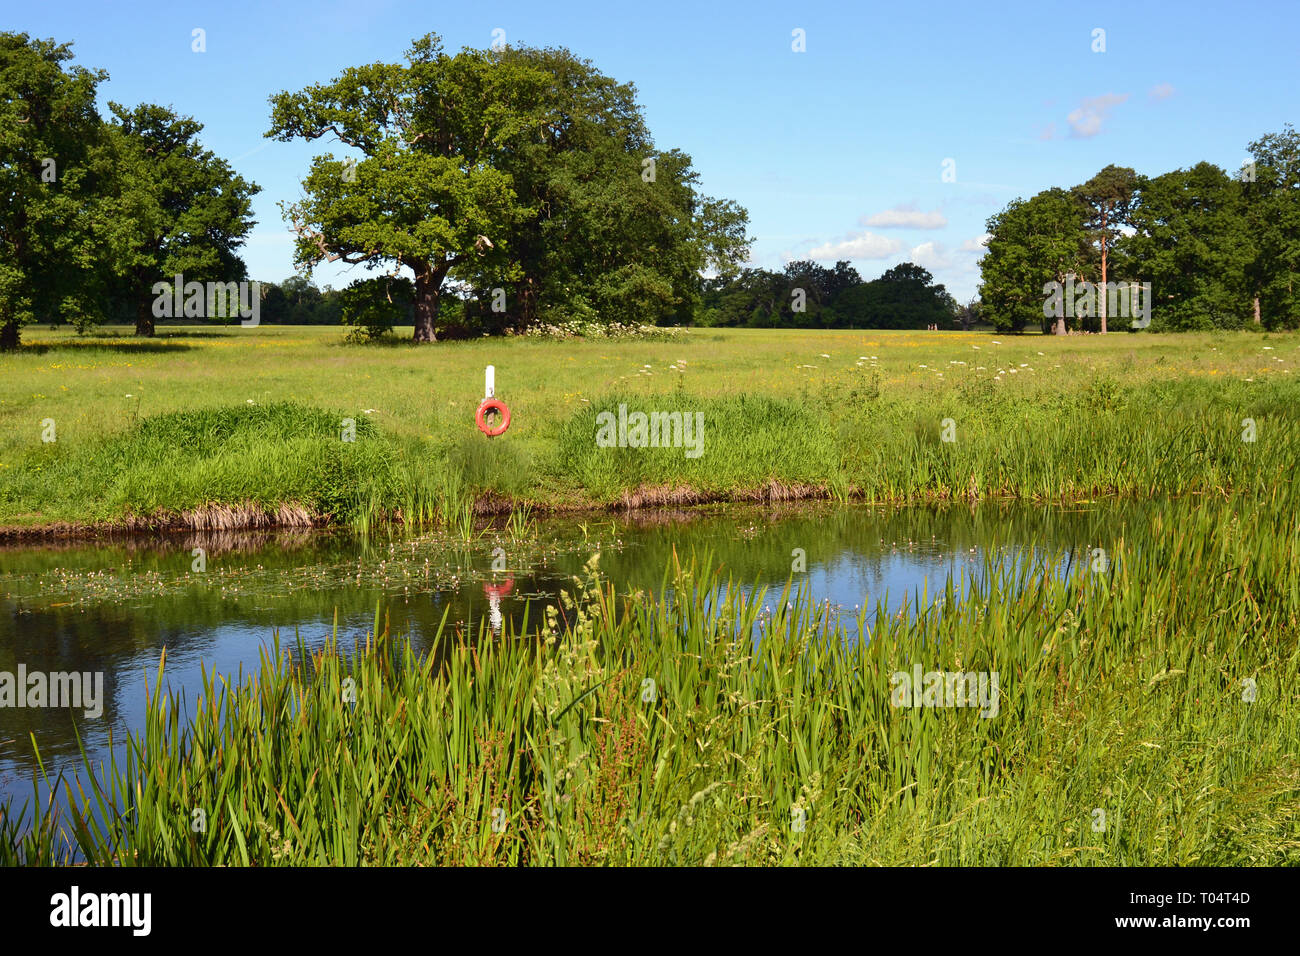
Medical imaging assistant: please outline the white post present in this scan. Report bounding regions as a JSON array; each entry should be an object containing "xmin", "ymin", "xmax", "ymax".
[{"xmin": 485, "ymin": 365, "xmax": 495, "ymax": 399}]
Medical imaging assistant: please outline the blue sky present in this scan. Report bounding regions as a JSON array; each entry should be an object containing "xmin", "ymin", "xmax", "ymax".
[{"xmin": 9, "ymin": 0, "xmax": 1298, "ymax": 301}]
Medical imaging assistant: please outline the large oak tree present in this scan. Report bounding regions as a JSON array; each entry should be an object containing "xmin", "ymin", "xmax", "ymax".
[
  {"xmin": 457, "ymin": 45, "xmax": 750, "ymax": 330},
  {"xmin": 266, "ymin": 35, "xmax": 544, "ymax": 342},
  {"xmin": 266, "ymin": 34, "xmax": 749, "ymax": 341}
]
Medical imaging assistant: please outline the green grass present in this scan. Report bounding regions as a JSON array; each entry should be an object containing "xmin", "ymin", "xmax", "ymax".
[
  {"xmin": 3, "ymin": 325, "xmax": 1299, "ymax": 529},
  {"xmin": 0, "ymin": 401, "xmax": 400, "ymax": 526},
  {"xmin": 554, "ymin": 391, "xmax": 838, "ymax": 500},
  {"xmin": 5, "ymin": 486, "xmax": 1298, "ymax": 866}
]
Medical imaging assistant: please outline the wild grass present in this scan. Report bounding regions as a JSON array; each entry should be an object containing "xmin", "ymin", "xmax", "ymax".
[
  {"xmin": 5, "ymin": 485, "xmax": 1297, "ymax": 866},
  {"xmin": 3, "ymin": 326, "xmax": 1298, "ymax": 532}
]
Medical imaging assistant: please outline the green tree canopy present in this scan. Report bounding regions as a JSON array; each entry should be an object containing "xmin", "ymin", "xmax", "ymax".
[
  {"xmin": 1125, "ymin": 163, "xmax": 1255, "ymax": 330},
  {"xmin": 464, "ymin": 44, "xmax": 751, "ymax": 330},
  {"xmin": 699, "ymin": 260, "xmax": 955, "ymax": 331},
  {"xmin": 0, "ymin": 32, "xmax": 108, "ymax": 348},
  {"xmin": 266, "ymin": 34, "xmax": 538, "ymax": 342},
  {"xmin": 104, "ymin": 102, "xmax": 260, "ymax": 335},
  {"xmin": 1244, "ymin": 125, "xmax": 1300, "ymax": 328},
  {"xmin": 979, "ymin": 188, "xmax": 1089, "ymax": 334},
  {"xmin": 835, "ymin": 262, "xmax": 954, "ymax": 330},
  {"xmin": 267, "ymin": 34, "xmax": 749, "ymax": 341},
  {"xmin": 977, "ymin": 129, "xmax": 1300, "ymax": 333}
]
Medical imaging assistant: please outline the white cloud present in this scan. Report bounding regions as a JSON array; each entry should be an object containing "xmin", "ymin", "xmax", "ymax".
[
  {"xmin": 807, "ymin": 231, "xmax": 903, "ymax": 261},
  {"xmin": 1148, "ymin": 82, "xmax": 1175, "ymax": 101},
  {"xmin": 904, "ymin": 235, "xmax": 991, "ymax": 273},
  {"xmin": 859, "ymin": 204, "xmax": 948, "ymax": 229},
  {"xmin": 1066, "ymin": 93, "xmax": 1129, "ymax": 138},
  {"xmin": 908, "ymin": 241, "xmax": 952, "ymax": 271}
]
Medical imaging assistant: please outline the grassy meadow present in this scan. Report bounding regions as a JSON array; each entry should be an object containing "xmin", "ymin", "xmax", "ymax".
[{"xmin": 2, "ymin": 324, "xmax": 1299, "ymax": 532}]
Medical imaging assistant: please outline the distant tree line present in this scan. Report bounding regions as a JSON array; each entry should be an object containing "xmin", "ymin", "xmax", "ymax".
[
  {"xmin": 698, "ymin": 260, "xmax": 967, "ymax": 330},
  {"xmin": 979, "ymin": 127, "xmax": 1300, "ymax": 333},
  {"xmin": 259, "ymin": 277, "xmax": 341, "ymax": 325}
]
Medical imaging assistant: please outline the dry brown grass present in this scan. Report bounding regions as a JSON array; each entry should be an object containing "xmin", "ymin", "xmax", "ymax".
[
  {"xmin": 616, "ymin": 480, "xmax": 832, "ymax": 510},
  {"xmin": 0, "ymin": 500, "xmax": 320, "ymax": 541}
]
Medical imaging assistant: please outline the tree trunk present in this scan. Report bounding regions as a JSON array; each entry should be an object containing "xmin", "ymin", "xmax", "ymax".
[
  {"xmin": 516, "ymin": 275, "xmax": 539, "ymax": 330},
  {"xmin": 1099, "ymin": 210, "xmax": 1108, "ymax": 334},
  {"xmin": 136, "ymin": 297, "xmax": 155, "ymax": 337},
  {"xmin": 1254, "ymin": 295, "xmax": 1262, "ymax": 325},
  {"xmin": 412, "ymin": 269, "xmax": 441, "ymax": 343},
  {"xmin": 1054, "ymin": 316, "xmax": 1067, "ymax": 335},
  {"xmin": 0, "ymin": 319, "xmax": 19, "ymax": 351}
]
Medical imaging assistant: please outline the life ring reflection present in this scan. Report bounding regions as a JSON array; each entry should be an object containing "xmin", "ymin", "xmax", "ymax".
[{"xmin": 483, "ymin": 577, "xmax": 515, "ymax": 635}]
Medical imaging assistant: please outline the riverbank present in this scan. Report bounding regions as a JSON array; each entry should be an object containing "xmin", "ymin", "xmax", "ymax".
[{"xmin": 2, "ymin": 326, "xmax": 1298, "ymax": 538}]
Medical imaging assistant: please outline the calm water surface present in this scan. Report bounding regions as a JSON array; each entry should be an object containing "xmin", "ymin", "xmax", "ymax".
[{"xmin": 0, "ymin": 500, "xmax": 1144, "ymax": 811}]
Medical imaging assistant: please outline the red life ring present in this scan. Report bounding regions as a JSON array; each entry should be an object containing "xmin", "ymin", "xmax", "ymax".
[
  {"xmin": 476, "ymin": 398, "xmax": 511, "ymax": 436},
  {"xmin": 483, "ymin": 576, "xmax": 515, "ymax": 600}
]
